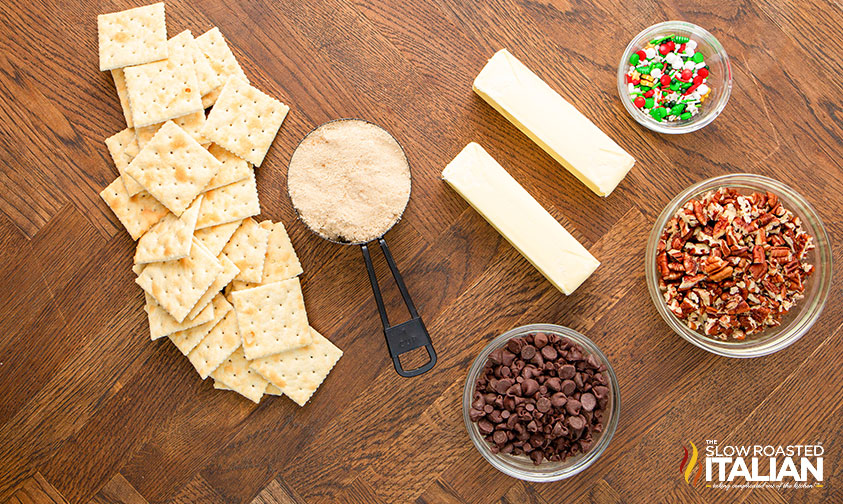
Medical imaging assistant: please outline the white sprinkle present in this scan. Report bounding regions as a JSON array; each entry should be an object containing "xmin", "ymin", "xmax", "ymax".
[
  {"xmin": 672, "ymin": 60, "xmax": 683, "ymax": 70},
  {"xmin": 686, "ymin": 40, "xmax": 698, "ymax": 52},
  {"xmin": 628, "ymin": 83, "xmax": 635, "ymax": 94},
  {"xmin": 651, "ymin": 67, "xmax": 662, "ymax": 78},
  {"xmin": 684, "ymin": 60, "xmax": 696, "ymax": 70},
  {"xmin": 697, "ymin": 84, "xmax": 710, "ymax": 96},
  {"xmin": 696, "ymin": 62, "xmax": 707, "ymax": 70},
  {"xmin": 645, "ymin": 48, "xmax": 656, "ymax": 59}
]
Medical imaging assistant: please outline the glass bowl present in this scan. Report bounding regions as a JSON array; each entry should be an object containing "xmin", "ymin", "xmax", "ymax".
[
  {"xmin": 645, "ymin": 174, "xmax": 832, "ymax": 357},
  {"xmin": 617, "ymin": 21, "xmax": 732, "ymax": 134},
  {"xmin": 462, "ymin": 324, "xmax": 620, "ymax": 482}
]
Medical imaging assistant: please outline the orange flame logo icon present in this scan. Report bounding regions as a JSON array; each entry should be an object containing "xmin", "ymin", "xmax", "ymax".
[{"xmin": 679, "ymin": 441, "xmax": 704, "ymax": 486}]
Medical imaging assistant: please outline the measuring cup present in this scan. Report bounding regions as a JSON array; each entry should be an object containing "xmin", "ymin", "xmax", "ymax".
[{"xmin": 287, "ymin": 119, "xmax": 437, "ymax": 378}]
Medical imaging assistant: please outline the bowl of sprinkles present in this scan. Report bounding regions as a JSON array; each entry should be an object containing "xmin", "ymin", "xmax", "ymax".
[
  {"xmin": 618, "ymin": 21, "xmax": 732, "ymax": 133},
  {"xmin": 645, "ymin": 174, "xmax": 832, "ymax": 358}
]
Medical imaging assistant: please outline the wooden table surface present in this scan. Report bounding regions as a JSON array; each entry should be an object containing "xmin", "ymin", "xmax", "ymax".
[{"xmin": 1, "ymin": 0, "xmax": 842, "ymax": 503}]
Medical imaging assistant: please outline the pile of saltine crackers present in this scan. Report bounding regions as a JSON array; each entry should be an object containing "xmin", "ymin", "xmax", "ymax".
[{"xmin": 97, "ymin": 2, "xmax": 342, "ymax": 405}]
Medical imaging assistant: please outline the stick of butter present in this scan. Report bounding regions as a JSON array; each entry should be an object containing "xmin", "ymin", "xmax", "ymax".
[
  {"xmin": 442, "ymin": 143, "xmax": 599, "ymax": 295},
  {"xmin": 473, "ymin": 48, "xmax": 635, "ymax": 197}
]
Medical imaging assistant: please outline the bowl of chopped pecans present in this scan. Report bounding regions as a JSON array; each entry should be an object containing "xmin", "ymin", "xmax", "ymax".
[
  {"xmin": 646, "ymin": 174, "xmax": 832, "ymax": 357},
  {"xmin": 463, "ymin": 324, "xmax": 620, "ymax": 481}
]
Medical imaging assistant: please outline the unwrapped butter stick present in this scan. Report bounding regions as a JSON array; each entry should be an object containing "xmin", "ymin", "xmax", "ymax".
[
  {"xmin": 442, "ymin": 143, "xmax": 599, "ymax": 295},
  {"xmin": 473, "ymin": 49, "xmax": 635, "ymax": 197}
]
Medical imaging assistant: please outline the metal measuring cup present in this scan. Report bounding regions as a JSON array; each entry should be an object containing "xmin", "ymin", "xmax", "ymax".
[{"xmin": 287, "ymin": 119, "xmax": 437, "ymax": 378}]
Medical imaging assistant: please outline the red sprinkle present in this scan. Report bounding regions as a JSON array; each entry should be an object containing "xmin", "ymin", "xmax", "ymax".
[
  {"xmin": 693, "ymin": 75, "xmax": 704, "ymax": 85},
  {"xmin": 679, "ymin": 43, "xmax": 686, "ymax": 53},
  {"xmin": 684, "ymin": 83, "xmax": 699, "ymax": 95},
  {"xmin": 625, "ymin": 74, "xmax": 631, "ymax": 84},
  {"xmin": 634, "ymin": 96, "xmax": 645, "ymax": 108},
  {"xmin": 659, "ymin": 43, "xmax": 670, "ymax": 55},
  {"xmin": 636, "ymin": 50, "xmax": 647, "ymax": 60},
  {"xmin": 660, "ymin": 74, "xmax": 671, "ymax": 86},
  {"xmin": 644, "ymin": 89, "xmax": 655, "ymax": 98},
  {"xmin": 632, "ymin": 79, "xmax": 640, "ymax": 85},
  {"xmin": 680, "ymin": 69, "xmax": 693, "ymax": 81},
  {"xmin": 698, "ymin": 68, "xmax": 709, "ymax": 79}
]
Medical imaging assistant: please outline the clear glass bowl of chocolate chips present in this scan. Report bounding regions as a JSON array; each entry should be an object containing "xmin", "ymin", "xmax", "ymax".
[
  {"xmin": 463, "ymin": 324, "xmax": 620, "ymax": 482},
  {"xmin": 646, "ymin": 174, "xmax": 832, "ymax": 358},
  {"xmin": 617, "ymin": 21, "xmax": 732, "ymax": 134}
]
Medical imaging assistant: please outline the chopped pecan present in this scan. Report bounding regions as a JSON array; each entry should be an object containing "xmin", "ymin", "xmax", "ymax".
[{"xmin": 709, "ymin": 266, "xmax": 734, "ymax": 282}]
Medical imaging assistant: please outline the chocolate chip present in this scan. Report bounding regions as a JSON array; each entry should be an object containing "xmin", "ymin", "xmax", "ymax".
[
  {"xmin": 494, "ymin": 378, "xmax": 513, "ymax": 395},
  {"xmin": 550, "ymin": 392, "xmax": 567, "ymax": 408},
  {"xmin": 520, "ymin": 345, "xmax": 537, "ymax": 360},
  {"xmin": 567, "ymin": 415, "xmax": 585, "ymax": 431},
  {"xmin": 478, "ymin": 420, "xmax": 494, "ymax": 435},
  {"xmin": 541, "ymin": 345, "xmax": 557, "ymax": 360},
  {"xmin": 530, "ymin": 450, "xmax": 544, "ymax": 464},
  {"xmin": 493, "ymin": 430, "xmax": 508, "ymax": 445},
  {"xmin": 581, "ymin": 393, "xmax": 597, "ymax": 412},
  {"xmin": 469, "ymin": 408, "xmax": 484, "ymax": 422},
  {"xmin": 488, "ymin": 348, "xmax": 504, "ymax": 364},
  {"xmin": 565, "ymin": 398, "xmax": 581, "ymax": 416},
  {"xmin": 507, "ymin": 338, "xmax": 524, "ymax": 354},
  {"xmin": 546, "ymin": 377, "xmax": 562, "ymax": 392},
  {"xmin": 506, "ymin": 383, "xmax": 522, "ymax": 396},
  {"xmin": 522, "ymin": 379, "xmax": 539, "ymax": 396},
  {"xmin": 559, "ymin": 364, "xmax": 576, "ymax": 379},
  {"xmin": 536, "ymin": 397, "xmax": 551, "ymax": 413},
  {"xmin": 561, "ymin": 379, "xmax": 576, "ymax": 395},
  {"xmin": 483, "ymin": 404, "xmax": 493, "ymax": 414},
  {"xmin": 534, "ymin": 332, "xmax": 548, "ymax": 349}
]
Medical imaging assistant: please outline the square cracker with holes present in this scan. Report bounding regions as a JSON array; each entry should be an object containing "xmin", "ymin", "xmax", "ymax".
[
  {"xmin": 201, "ymin": 76, "xmax": 289, "ymax": 166},
  {"xmin": 170, "ymin": 294, "xmax": 232, "ymax": 355},
  {"xmin": 98, "ymin": 2, "xmax": 167, "ymax": 71},
  {"xmin": 250, "ymin": 327, "xmax": 342, "ymax": 406},
  {"xmin": 195, "ymin": 27, "xmax": 247, "ymax": 108},
  {"xmin": 125, "ymin": 121, "xmax": 222, "ymax": 217},
  {"xmin": 194, "ymin": 220, "xmax": 241, "ymax": 257},
  {"xmin": 206, "ymin": 144, "xmax": 252, "ymax": 191},
  {"xmin": 195, "ymin": 170, "xmax": 260, "ymax": 229},
  {"xmin": 135, "ymin": 239, "xmax": 223, "ymax": 322},
  {"xmin": 111, "ymin": 69, "xmax": 134, "ymax": 128},
  {"xmin": 134, "ymin": 195, "xmax": 202, "ymax": 264},
  {"xmin": 230, "ymin": 278, "xmax": 311, "ymax": 360},
  {"xmin": 135, "ymin": 111, "xmax": 207, "ymax": 150},
  {"xmin": 210, "ymin": 347, "xmax": 268, "ymax": 403},
  {"xmin": 222, "ymin": 218, "xmax": 270, "ymax": 284},
  {"xmin": 188, "ymin": 306, "xmax": 241, "ymax": 379},
  {"xmin": 145, "ymin": 291, "xmax": 214, "ymax": 340},
  {"xmin": 100, "ymin": 177, "xmax": 169, "ymax": 240},
  {"xmin": 185, "ymin": 252, "xmax": 239, "ymax": 321},
  {"xmin": 230, "ymin": 220, "xmax": 302, "ymax": 290},
  {"xmin": 105, "ymin": 128, "xmax": 144, "ymax": 196},
  {"xmin": 123, "ymin": 31, "xmax": 203, "ymax": 127}
]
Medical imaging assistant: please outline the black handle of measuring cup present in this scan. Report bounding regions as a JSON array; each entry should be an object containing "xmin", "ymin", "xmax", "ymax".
[{"xmin": 360, "ymin": 238, "xmax": 437, "ymax": 377}]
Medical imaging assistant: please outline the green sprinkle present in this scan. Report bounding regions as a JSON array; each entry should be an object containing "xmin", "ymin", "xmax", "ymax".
[
  {"xmin": 674, "ymin": 36, "xmax": 690, "ymax": 44},
  {"xmin": 670, "ymin": 81, "xmax": 681, "ymax": 91},
  {"xmin": 680, "ymin": 112, "xmax": 692, "ymax": 120},
  {"xmin": 650, "ymin": 107, "xmax": 665, "ymax": 121},
  {"xmin": 692, "ymin": 52, "xmax": 705, "ymax": 63},
  {"xmin": 645, "ymin": 97, "xmax": 655, "ymax": 109},
  {"xmin": 630, "ymin": 53, "xmax": 640, "ymax": 65},
  {"xmin": 636, "ymin": 65, "xmax": 652, "ymax": 75},
  {"xmin": 671, "ymin": 103, "xmax": 686, "ymax": 115}
]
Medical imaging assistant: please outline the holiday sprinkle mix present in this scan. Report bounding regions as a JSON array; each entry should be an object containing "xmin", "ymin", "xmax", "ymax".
[{"xmin": 625, "ymin": 34, "xmax": 711, "ymax": 123}]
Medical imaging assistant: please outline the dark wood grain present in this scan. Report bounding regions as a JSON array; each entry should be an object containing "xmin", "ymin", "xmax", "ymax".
[{"xmin": 0, "ymin": 0, "xmax": 841, "ymax": 503}]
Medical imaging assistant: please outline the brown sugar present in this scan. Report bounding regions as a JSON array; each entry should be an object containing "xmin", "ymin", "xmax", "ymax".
[{"xmin": 287, "ymin": 119, "xmax": 412, "ymax": 243}]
